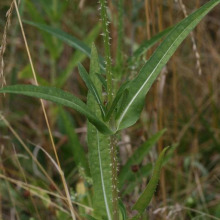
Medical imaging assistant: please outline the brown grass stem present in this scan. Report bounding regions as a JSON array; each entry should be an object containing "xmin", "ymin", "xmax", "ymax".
[{"xmin": 13, "ymin": 1, "xmax": 76, "ymax": 219}]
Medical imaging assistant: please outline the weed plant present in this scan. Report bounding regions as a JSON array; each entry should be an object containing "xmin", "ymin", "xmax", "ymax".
[{"xmin": 0, "ymin": 0, "xmax": 220, "ymax": 220}]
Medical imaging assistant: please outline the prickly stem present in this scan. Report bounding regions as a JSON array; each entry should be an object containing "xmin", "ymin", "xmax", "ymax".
[
  {"xmin": 110, "ymin": 134, "xmax": 119, "ymax": 220},
  {"xmin": 99, "ymin": 0, "xmax": 113, "ymax": 105}
]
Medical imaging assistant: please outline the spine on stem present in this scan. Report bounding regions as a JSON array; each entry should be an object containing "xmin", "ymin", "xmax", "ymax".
[
  {"xmin": 99, "ymin": 0, "xmax": 113, "ymax": 105},
  {"xmin": 99, "ymin": 1, "xmax": 119, "ymax": 219}
]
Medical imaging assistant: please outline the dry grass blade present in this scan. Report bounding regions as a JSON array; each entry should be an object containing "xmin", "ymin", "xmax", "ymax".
[
  {"xmin": 12, "ymin": 0, "xmax": 76, "ymax": 219},
  {"xmin": 0, "ymin": 174, "xmax": 93, "ymax": 213},
  {"xmin": 0, "ymin": 173, "xmax": 70, "ymax": 215},
  {"xmin": 0, "ymin": 114, "xmax": 62, "ymax": 196},
  {"xmin": 0, "ymin": 1, "xmax": 14, "ymax": 88},
  {"xmin": 178, "ymin": 0, "xmax": 202, "ymax": 75},
  {"xmin": 12, "ymin": 144, "xmax": 42, "ymax": 220}
]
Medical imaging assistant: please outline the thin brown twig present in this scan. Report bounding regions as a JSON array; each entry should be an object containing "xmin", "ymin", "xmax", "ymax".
[
  {"xmin": 0, "ymin": 1, "xmax": 14, "ymax": 88},
  {"xmin": 12, "ymin": 145, "xmax": 42, "ymax": 220},
  {"xmin": 178, "ymin": 0, "xmax": 202, "ymax": 75}
]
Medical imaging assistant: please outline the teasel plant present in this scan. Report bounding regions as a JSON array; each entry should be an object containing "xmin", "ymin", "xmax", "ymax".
[{"xmin": 0, "ymin": 0, "xmax": 220, "ymax": 219}]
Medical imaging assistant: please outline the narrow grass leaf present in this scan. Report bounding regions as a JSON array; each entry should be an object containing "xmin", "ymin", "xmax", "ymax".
[
  {"xmin": 128, "ymin": 26, "xmax": 173, "ymax": 65},
  {"xmin": 119, "ymin": 129, "xmax": 166, "ymax": 189},
  {"xmin": 119, "ymin": 200, "xmax": 127, "ymax": 220},
  {"xmin": 25, "ymin": 0, "xmax": 63, "ymax": 59},
  {"xmin": 78, "ymin": 63, "xmax": 106, "ymax": 118},
  {"xmin": 87, "ymin": 44, "xmax": 112, "ymax": 219},
  {"xmin": 55, "ymin": 23, "xmax": 101, "ymax": 88},
  {"xmin": 116, "ymin": 0, "xmax": 220, "ymax": 130},
  {"xmin": 0, "ymin": 85, "xmax": 112, "ymax": 135},
  {"xmin": 132, "ymin": 147, "xmax": 170, "ymax": 214},
  {"xmin": 122, "ymin": 164, "xmax": 152, "ymax": 196},
  {"xmin": 23, "ymin": 20, "xmax": 105, "ymax": 70}
]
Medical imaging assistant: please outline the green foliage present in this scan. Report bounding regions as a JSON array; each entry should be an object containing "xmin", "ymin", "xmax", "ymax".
[
  {"xmin": 1, "ymin": 0, "xmax": 220, "ymax": 219},
  {"xmin": 0, "ymin": 85, "xmax": 112, "ymax": 134},
  {"xmin": 87, "ymin": 44, "xmax": 113, "ymax": 219},
  {"xmin": 127, "ymin": 26, "xmax": 173, "ymax": 66},
  {"xmin": 131, "ymin": 147, "xmax": 170, "ymax": 219},
  {"xmin": 55, "ymin": 23, "xmax": 101, "ymax": 88},
  {"xmin": 23, "ymin": 20, "xmax": 105, "ymax": 70},
  {"xmin": 57, "ymin": 108, "xmax": 89, "ymax": 175},
  {"xmin": 119, "ymin": 129, "xmax": 166, "ymax": 189},
  {"xmin": 116, "ymin": 0, "xmax": 220, "ymax": 131},
  {"xmin": 78, "ymin": 63, "xmax": 106, "ymax": 118}
]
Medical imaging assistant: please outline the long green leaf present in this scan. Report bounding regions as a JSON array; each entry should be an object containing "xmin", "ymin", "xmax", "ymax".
[
  {"xmin": 122, "ymin": 164, "xmax": 152, "ymax": 197},
  {"xmin": 132, "ymin": 147, "xmax": 170, "ymax": 216},
  {"xmin": 116, "ymin": 0, "xmax": 220, "ymax": 130},
  {"xmin": 128, "ymin": 26, "xmax": 173, "ymax": 65},
  {"xmin": 23, "ymin": 20, "xmax": 105, "ymax": 70},
  {"xmin": 0, "ymin": 85, "xmax": 112, "ymax": 135},
  {"xmin": 25, "ymin": 0, "xmax": 63, "ymax": 59},
  {"xmin": 55, "ymin": 23, "xmax": 101, "ymax": 88},
  {"xmin": 24, "ymin": 20, "xmax": 90, "ymax": 56},
  {"xmin": 78, "ymin": 63, "xmax": 106, "ymax": 118},
  {"xmin": 119, "ymin": 129, "xmax": 166, "ymax": 189},
  {"xmin": 87, "ymin": 44, "xmax": 112, "ymax": 219},
  {"xmin": 119, "ymin": 199, "xmax": 127, "ymax": 220}
]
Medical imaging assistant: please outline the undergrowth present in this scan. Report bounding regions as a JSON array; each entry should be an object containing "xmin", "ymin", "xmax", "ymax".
[{"xmin": 0, "ymin": 0, "xmax": 220, "ymax": 220}]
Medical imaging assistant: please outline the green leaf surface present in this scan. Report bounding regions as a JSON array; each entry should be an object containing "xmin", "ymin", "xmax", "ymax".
[
  {"xmin": 132, "ymin": 147, "xmax": 170, "ymax": 215},
  {"xmin": 25, "ymin": 0, "xmax": 63, "ymax": 59},
  {"xmin": 96, "ymin": 73, "xmax": 107, "ymax": 91},
  {"xmin": 87, "ymin": 44, "xmax": 112, "ymax": 219},
  {"xmin": 119, "ymin": 199, "xmax": 127, "ymax": 220},
  {"xmin": 128, "ymin": 26, "xmax": 173, "ymax": 65},
  {"xmin": 0, "ymin": 85, "xmax": 112, "ymax": 135},
  {"xmin": 83, "ymin": 215, "xmax": 99, "ymax": 220},
  {"xmin": 105, "ymin": 81, "xmax": 129, "ymax": 121},
  {"xmin": 23, "ymin": 20, "xmax": 105, "ymax": 70},
  {"xmin": 78, "ymin": 63, "xmax": 106, "ymax": 118},
  {"xmin": 55, "ymin": 23, "xmax": 101, "ymax": 88},
  {"xmin": 18, "ymin": 64, "xmax": 49, "ymax": 86},
  {"xmin": 57, "ymin": 108, "xmax": 89, "ymax": 175},
  {"xmin": 116, "ymin": 0, "xmax": 220, "ymax": 130},
  {"xmin": 122, "ymin": 164, "xmax": 152, "ymax": 196},
  {"xmin": 119, "ymin": 129, "xmax": 166, "ymax": 189}
]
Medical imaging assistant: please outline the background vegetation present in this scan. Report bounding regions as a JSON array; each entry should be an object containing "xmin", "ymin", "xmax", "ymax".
[{"xmin": 0, "ymin": 0, "xmax": 220, "ymax": 219}]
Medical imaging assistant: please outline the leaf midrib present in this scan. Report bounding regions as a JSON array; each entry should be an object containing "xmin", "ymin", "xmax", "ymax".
[
  {"xmin": 96, "ymin": 131, "xmax": 112, "ymax": 220},
  {"xmin": 117, "ymin": 14, "xmax": 203, "ymax": 129}
]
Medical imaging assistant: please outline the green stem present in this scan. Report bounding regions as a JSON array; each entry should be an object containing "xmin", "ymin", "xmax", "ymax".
[
  {"xmin": 116, "ymin": 0, "xmax": 124, "ymax": 74},
  {"xmin": 99, "ymin": 0, "xmax": 113, "ymax": 105},
  {"xmin": 110, "ymin": 135, "xmax": 119, "ymax": 220}
]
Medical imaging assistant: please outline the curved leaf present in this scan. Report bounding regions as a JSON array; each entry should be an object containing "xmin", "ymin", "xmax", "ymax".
[
  {"xmin": 55, "ymin": 23, "xmax": 102, "ymax": 88},
  {"xmin": 78, "ymin": 63, "xmax": 106, "ymax": 118},
  {"xmin": 132, "ymin": 147, "xmax": 170, "ymax": 215},
  {"xmin": 0, "ymin": 85, "xmax": 112, "ymax": 135},
  {"xmin": 116, "ymin": 0, "xmax": 220, "ymax": 130},
  {"xmin": 128, "ymin": 25, "xmax": 173, "ymax": 65},
  {"xmin": 118, "ymin": 129, "xmax": 166, "ymax": 189},
  {"xmin": 23, "ymin": 20, "xmax": 105, "ymax": 70}
]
